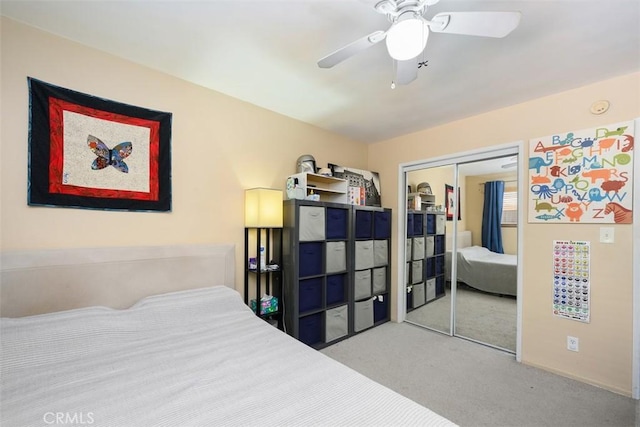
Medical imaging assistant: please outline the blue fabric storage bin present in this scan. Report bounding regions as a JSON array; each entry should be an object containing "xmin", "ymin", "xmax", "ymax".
[
  {"xmin": 425, "ymin": 257, "xmax": 435, "ymax": 278},
  {"xmin": 436, "ymin": 276, "xmax": 445, "ymax": 296},
  {"xmin": 326, "ymin": 207, "xmax": 348, "ymax": 240},
  {"xmin": 298, "ymin": 313, "xmax": 322, "ymax": 346},
  {"xmin": 435, "ymin": 235, "xmax": 445, "ymax": 255},
  {"xmin": 435, "ymin": 255, "xmax": 445, "ymax": 275},
  {"xmin": 373, "ymin": 295, "xmax": 388, "ymax": 323},
  {"xmin": 299, "ymin": 277, "xmax": 322, "ymax": 313},
  {"xmin": 407, "ymin": 213, "xmax": 414, "ymax": 237},
  {"xmin": 373, "ymin": 210, "xmax": 391, "ymax": 239},
  {"xmin": 413, "ymin": 213, "xmax": 424, "ymax": 236},
  {"xmin": 298, "ymin": 242, "xmax": 323, "ymax": 277},
  {"xmin": 355, "ymin": 210, "xmax": 373, "ymax": 239},
  {"xmin": 426, "ymin": 214, "xmax": 436, "ymax": 234},
  {"xmin": 326, "ymin": 274, "xmax": 347, "ymax": 306}
]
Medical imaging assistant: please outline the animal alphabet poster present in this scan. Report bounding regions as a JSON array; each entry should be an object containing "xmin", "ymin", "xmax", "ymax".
[
  {"xmin": 552, "ymin": 240, "xmax": 590, "ymax": 323},
  {"xmin": 528, "ymin": 121, "xmax": 634, "ymax": 223}
]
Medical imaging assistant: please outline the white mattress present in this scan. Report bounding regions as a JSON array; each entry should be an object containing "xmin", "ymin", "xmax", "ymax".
[{"xmin": 1, "ymin": 286, "xmax": 455, "ymax": 426}]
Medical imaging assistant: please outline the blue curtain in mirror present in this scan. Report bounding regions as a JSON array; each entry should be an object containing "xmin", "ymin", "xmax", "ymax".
[{"xmin": 482, "ymin": 181, "xmax": 504, "ymax": 254}]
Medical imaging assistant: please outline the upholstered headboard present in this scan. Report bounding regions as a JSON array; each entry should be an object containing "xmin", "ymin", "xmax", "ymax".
[
  {"xmin": 446, "ymin": 230, "xmax": 472, "ymax": 249},
  {"xmin": 0, "ymin": 244, "xmax": 235, "ymax": 318}
]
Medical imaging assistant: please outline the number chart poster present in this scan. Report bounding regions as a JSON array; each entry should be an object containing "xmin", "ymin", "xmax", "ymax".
[
  {"xmin": 528, "ymin": 121, "xmax": 634, "ymax": 223},
  {"xmin": 553, "ymin": 240, "xmax": 590, "ymax": 323}
]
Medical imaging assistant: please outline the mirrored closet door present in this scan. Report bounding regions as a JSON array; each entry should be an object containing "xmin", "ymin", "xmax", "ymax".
[
  {"xmin": 402, "ymin": 150, "xmax": 520, "ymax": 354},
  {"xmin": 405, "ymin": 165, "xmax": 454, "ymax": 334}
]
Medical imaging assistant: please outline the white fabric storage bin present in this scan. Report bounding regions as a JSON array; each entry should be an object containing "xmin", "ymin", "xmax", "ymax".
[
  {"xmin": 406, "ymin": 238, "xmax": 412, "ymax": 261},
  {"xmin": 412, "ymin": 237, "xmax": 425, "ymax": 260},
  {"xmin": 325, "ymin": 241, "xmax": 346, "ymax": 273},
  {"xmin": 405, "ymin": 263, "xmax": 410, "ymax": 285},
  {"xmin": 355, "ymin": 240, "xmax": 374, "ymax": 270},
  {"xmin": 354, "ymin": 299, "xmax": 374, "ymax": 332},
  {"xmin": 299, "ymin": 206, "xmax": 325, "ymax": 241},
  {"xmin": 372, "ymin": 267, "xmax": 386, "ymax": 294},
  {"xmin": 436, "ymin": 214, "xmax": 446, "ymax": 235},
  {"xmin": 411, "ymin": 260, "xmax": 423, "ymax": 284},
  {"xmin": 325, "ymin": 305, "xmax": 349, "ymax": 342},
  {"xmin": 426, "ymin": 278, "xmax": 437, "ymax": 301},
  {"xmin": 373, "ymin": 240, "xmax": 388, "ymax": 267},
  {"xmin": 412, "ymin": 282, "xmax": 426, "ymax": 308},
  {"xmin": 354, "ymin": 269, "xmax": 372, "ymax": 300},
  {"xmin": 426, "ymin": 236, "xmax": 435, "ymax": 257}
]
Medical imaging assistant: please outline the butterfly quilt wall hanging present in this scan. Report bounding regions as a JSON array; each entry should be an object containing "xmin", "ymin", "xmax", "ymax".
[{"xmin": 28, "ymin": 78, "xmax": 172, "ymax": 212}]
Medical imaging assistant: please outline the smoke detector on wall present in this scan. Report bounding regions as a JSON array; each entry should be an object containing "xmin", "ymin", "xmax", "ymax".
[{"xmin": 590, "ymin": 100, "xmax": 610, "ymax": 115}]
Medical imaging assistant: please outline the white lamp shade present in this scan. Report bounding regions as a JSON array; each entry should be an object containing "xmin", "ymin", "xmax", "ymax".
[
  {"xmin": 244, "ymin": 188, "xmax": 283, "ymax": 228},
  {"xmin": 386, "ymin": 17, "xmax": 429, "ymax": 61}
]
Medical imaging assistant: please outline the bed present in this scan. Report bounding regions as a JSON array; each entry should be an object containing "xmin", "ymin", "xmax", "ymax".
[
  {"xmin": 1, "ymin": 244, "xmax": 454, "ymax": 426},
  {"xmin": 445, "ymin": 231, "xmax": 517, "ymax": 297}
]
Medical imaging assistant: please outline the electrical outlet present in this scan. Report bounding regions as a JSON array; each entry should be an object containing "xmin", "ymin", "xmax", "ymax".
[{"xmin": 567, "ymin": 336, "xmax": 579, "ymax": 352}]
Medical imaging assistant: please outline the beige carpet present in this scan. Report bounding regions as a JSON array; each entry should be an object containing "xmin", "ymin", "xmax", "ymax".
[
  {"xmin": 321, "ymin": 321, "xmax": 638, "ymax": 427},
  {"xmin": 406, "ymin": 284, "xmax": 517, "ymax": 352}
]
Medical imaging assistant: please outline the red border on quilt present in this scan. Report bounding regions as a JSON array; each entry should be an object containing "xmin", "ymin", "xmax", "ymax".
[{"xmin": 48, "ymin": 97, "xmax": 160, "ymax": 201}]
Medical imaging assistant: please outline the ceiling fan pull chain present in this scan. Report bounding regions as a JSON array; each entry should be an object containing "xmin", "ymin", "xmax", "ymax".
[{"xmin": 391, "ymin": 58, "xmax": 397, "ymax": 89}]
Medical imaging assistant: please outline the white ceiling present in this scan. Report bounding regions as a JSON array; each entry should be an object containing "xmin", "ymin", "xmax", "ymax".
[{"xmin": 2, "ymin": 0, "xmax": 639, "ymax": 144}]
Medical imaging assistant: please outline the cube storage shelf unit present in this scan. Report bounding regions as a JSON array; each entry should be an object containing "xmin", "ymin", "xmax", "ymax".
[
  {"xmin": 281, "ymin": 199, "xmax": 392, "ymax": 349},
  {"xmin": 406, "ymin": 211, "xmax": 446, "ymax": 311}
]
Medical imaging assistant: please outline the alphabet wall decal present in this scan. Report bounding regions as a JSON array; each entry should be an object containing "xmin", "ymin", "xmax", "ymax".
[{"xmin": 528, "ymin": 121, "xmax": 634, "ymax": 223}]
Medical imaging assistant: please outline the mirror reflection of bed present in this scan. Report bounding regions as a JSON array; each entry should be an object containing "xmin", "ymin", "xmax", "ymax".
[
  {"xmin": 448, "ymin": 231, "xmax": 517, "ymax": 352},
  {"xmin": 406, "ymin": 230, "xmax": 518, "ymax": 352}
]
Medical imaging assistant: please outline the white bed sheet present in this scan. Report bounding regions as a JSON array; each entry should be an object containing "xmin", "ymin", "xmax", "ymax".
[
  {"xmin": 1, "ymin": 286, "xmax": 455, "ymax": 427},
  {"xmin": 445, "ymin": 246, "xmax": 517, "ymax": 296}
]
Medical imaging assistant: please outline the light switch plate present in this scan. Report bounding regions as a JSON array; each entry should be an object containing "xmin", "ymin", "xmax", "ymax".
[{"xmin": 600, "ymin": 227, "xmax": 614, "ymax": 244}]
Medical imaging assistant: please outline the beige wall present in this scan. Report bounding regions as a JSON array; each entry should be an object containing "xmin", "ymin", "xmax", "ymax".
[
  {"xmin": 465, "ymin": 172, "xmax": 518, "ymax": 255},
  {"xmin": 0, "ymin": 18, "xmax": 368, "ymax": 290},
  {"xmin": 369, "ymin": 72, "xmax": 639, "ymax": 396}
]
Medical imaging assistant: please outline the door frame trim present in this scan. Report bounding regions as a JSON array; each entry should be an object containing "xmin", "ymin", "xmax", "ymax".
[
  {"xmin": 396, "ymin": 140, "xmax": 525, "ymax": 362},
  {"xmin": 632, "ymin": 118, "xmax": 639, "ymax": 399}
]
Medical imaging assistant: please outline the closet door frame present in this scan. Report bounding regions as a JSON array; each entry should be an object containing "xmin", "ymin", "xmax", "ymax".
[{"xmin": 397, "ymin": 141, "xmax": 525, "ymax": 361}]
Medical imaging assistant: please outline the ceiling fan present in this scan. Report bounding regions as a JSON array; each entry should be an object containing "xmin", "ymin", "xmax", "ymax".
[{"xmin": 317, "ymin": 0, "xmax": 521, "ymax": 86}]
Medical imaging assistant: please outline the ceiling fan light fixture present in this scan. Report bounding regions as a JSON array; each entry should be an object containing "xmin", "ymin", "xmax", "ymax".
[{"xmin": 385, "ymin": 15, "xmax": 429, "ymax": 61}]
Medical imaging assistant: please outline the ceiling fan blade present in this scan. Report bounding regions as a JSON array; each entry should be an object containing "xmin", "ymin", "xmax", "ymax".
[
  {"xmin": 395, "ymin": 57, "xmax": 418, "ymax": 86},
  {"xmin": 430, "ymin": 11, "xmax": 522, "ymax": 38},
  {"xmin": 318, "ymin": 30, "xmax": 386, "ymax": 68}
]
